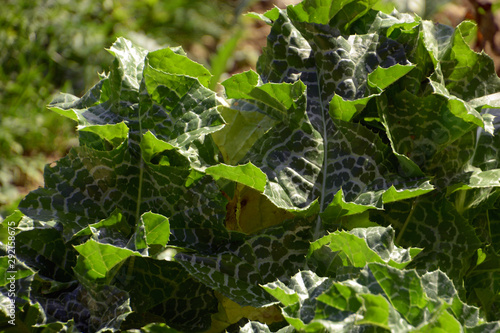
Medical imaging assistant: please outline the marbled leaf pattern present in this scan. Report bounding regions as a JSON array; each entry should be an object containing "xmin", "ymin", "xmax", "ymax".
[{"xmin": 3, "ymin": 0, "xmax": 500, "ymax": 331}]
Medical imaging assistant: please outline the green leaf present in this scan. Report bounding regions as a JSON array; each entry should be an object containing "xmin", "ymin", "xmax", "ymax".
[
  {"xmin": 133, "ymin": 212, "xmax": 170, "ymax": 252},
  {"xmin": 146, "ymin": 47, "xmax": 212, "ymax": 88},
  {"xmin": 0, "ymin": 210, "xmax": 25, "ymax": 244},
  {"xmin": 20, "ymin": 129, "xmax": 227, "ymax": 252},
  {"xmin": 15, "ymin": 228, "xmax": 77, "ymax": 282},
  {"xmin": 289, "ymin": 0, "xmax": 379, "ymax": 29},
  {"xmin": 73, "ymin": 239, "xmax": 139, "ymax": 286},
  {"xmin": 328, "ymin": 93, "xmax": 374, "ymax": 122},
  {"xmin": 437, "ymin": 21, "xmax": 500, "ymax": 103},
  {"xmin": 379, "ymin": 91, "xmax": 475, "ymax": 169},
  {"xmin": 355, "ymin": 293, "xmax": 392, "ymax": 328},
  {"xmin": 73, "ymin": 238, "xmax": 217, "ymax": 331},
  {"xmin": 49, "ymin": 37, "xmax": 224, "ymax": 169},
  {"xmin": 212, "ymin": 104, "xmax": 277, "ymax": 165},
  {"xmin": 78, "ymin": 122, "xmax": 129, "ymax": 149},
  {"xmin": 307, "ymin": 226, "xmax": 422, "ymax": 277},
  {"xmin": 368, "ymin": 63, "xmax": 415, "ymax": 90},
  {"xmin": 328, "ymin": 63, "xmax": 415, "ymax": 122},
  {"xmin": 176, "ymin": 218, "xmax": 314, "ymax": 307},
  {"xmin": 245, "ymin": 8, "xmax": 433, "ymax": 240},
  {"xmin": 141, "ymin": 212, "xmax": 170, "ymax": 246},
  {"xmin": 131, "ymin": 323, "xmax": 181, "ymax": 333},
  {"xmin": 265, "ymin": 263, "xmax": 497, "ymax": 332},
  {"xmin": 465, "ymin": 252, "xmax": 500, "ymax": 322},
  {"xmin": 72, "ymin": 208, "xmax": 131, "ymax": 244},
  {"xmin": 223, "ymin": 71, "xmax": 307, "ymax": 126},
  {"xmin": 367, "ymin": 263, "xmax": 429, "ymax": 325},
  {"xmin": 140, "ymin": 131, "xmax": 176, "ymax": 163},
  {"xmin": 0, "ymin": 257, "xmax": 34, "ymax": 287},
  {"xmin": 238, "ymin": 321, "xmax": 295, "ymax": 333},
  {"xmin": 289, "ymin": 0, "xmax": 347, "ymax": 24},
  {"xmin": 263, "ymin": 270, "xmax": 333, "ymax": 329},
  {"xmin": 371, "ymin": 195, "xmax": 482, "ymax": 285},
  {"xmin": 111, "ymin": 257, "xmax": 218, "ymax": 332},
  {"xmin": 206, "ymin": 162, "xmax": 267, "ymax": 192}
]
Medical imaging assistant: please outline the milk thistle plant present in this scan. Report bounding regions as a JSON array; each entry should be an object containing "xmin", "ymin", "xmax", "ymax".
[{"xmin": 2, "ymin": 0, "xmax": 500, "ymax": 332}]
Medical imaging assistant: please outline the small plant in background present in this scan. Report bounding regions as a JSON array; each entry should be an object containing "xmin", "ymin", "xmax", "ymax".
[{"xmin": 2, "ymin": 0, "xmax": 500, "ymax": 332}]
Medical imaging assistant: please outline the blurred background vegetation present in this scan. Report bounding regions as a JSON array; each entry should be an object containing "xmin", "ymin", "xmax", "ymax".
[{"xmin": 1, "ymin": 0, "xmax": 499, "ymax": 218}]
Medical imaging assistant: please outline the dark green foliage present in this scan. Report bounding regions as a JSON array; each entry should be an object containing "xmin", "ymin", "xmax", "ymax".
[{"xmin": 2, "ymin": 0, "xmax": 500, "ymax": 332}]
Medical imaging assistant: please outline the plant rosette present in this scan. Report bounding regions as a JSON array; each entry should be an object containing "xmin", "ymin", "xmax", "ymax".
[{"xmin": 2, "ymin": 0, "xmax": 500, "ymax": 332}]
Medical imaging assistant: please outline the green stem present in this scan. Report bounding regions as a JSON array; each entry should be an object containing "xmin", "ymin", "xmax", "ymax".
[
  {"xmin": 455, "ymin": 189, "xmax": 467, "ymax": 215},
  {"xmin": 314, "ymin": 73, "xmax": 328, "ymax": 240},
  {"xmin": 396, "ymin": 199, "xmax": 418, "ymax": 245},
  {"xmin": 135, "ymin": 100, "xmax": 145, "ymax": 227},
  {"xmin": 135, "ymin": 158, "xmax": 144, "ymax": 224}
]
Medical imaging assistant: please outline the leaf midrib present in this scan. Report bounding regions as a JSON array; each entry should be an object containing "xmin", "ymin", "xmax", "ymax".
[{"xmin": 315, "ymin": 68, "xmax": 329, "ymax": 240}]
